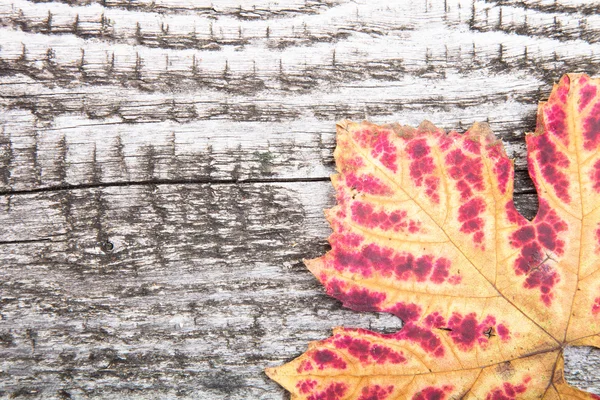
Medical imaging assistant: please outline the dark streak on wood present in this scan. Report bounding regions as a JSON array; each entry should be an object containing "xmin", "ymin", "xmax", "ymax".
[
  {"xmin": 0, "ymin": 125, "xmax": 12, "ymax": 188},
  {"xmin": 28, "ymin": 0, "xmax": 346, "ymax": 20},
  {"xmin": 0, "ymin": 177, "xmax": 332, "ymax": 196},
  {"xmin": 468, "ymin": 3, "xmax": 600, "ymax": 44},
  {"xmin": 484, "ymin": 0, "xmax": 600, "ymax": 17}
]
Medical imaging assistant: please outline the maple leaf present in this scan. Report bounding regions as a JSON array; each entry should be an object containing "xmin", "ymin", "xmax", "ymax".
[{"xmin": 266, "ymin": 73, "xmax": 600, "ymax": 400}]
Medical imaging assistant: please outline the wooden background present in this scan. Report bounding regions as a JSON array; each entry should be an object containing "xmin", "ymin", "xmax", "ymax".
[{"xmin": 0, "ymin": 0, "xmax": 599, "ymax": 398}]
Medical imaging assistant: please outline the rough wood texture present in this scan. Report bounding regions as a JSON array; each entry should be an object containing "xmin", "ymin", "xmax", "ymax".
[{"xmin": 0, "ymin": 0, "xmax": 599, "ymax": 398}]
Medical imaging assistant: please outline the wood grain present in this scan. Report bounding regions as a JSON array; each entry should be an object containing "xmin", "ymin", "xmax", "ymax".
[{"xmin": 0, "ymin": 0, "xmax": 599, "ymax": 398}]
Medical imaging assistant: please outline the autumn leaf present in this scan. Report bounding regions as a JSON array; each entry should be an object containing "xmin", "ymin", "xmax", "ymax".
[{"xmin": 266, "ymin": 73, "xmax": 600, "ymax": 400}]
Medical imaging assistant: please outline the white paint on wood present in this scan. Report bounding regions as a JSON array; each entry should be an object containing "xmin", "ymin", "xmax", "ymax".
[{"xmin": 0, "ymin": 0, "xmax": 599, "ymax": 398}]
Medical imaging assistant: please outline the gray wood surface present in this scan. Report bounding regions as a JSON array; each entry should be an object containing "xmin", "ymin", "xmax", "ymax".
[{"xmin": 0, "ymin": 0, "xmax": 599, "ymax": 398}]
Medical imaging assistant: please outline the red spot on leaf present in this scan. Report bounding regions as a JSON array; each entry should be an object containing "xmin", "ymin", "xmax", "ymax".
[
  {"xmin": 516, "ymin": 242, "xmax": 541, "ymax": 274},
  {"xmin": 373, "ymin": 135, "xmax": 398, "ymax": 172},
  {"xmin": 424, "ymin": 312, "xmax": 446, "ymax": 328},
  {"xmin": 513, "ymin": 240, "xmax": 559, "ymax": 306},
  {"xmin": 430, "ymin": 258, "xmax": 451, "ymax": 284},
  {"xmin": 331, "ymin": 244, "xmax": 455, "ymax": 285},
  {"xmin": 296, "ymin": 360, "xmax": 314, "ymax": 373},
  {"xmin": 446, "ymin": 148, "xmax": 467, "ymax": 168},
  {"xmin": 355, "ymin": 128, "xmax": 375, "ymax": 148},
  {"xmin": 545, "ymin": 104, "xmax": 568, "ymax": 144},
  {"xmin": 334, "ymin": 336, "xmax": 370, "ymax": 362},
  {"xmin": 458, "ymin": 197, "xmax": 486, "ymax": 243},
  {"xmin": 485, "ymin": 377, "xmax": 530, "ymax": 400},
  {"xmin": 345, "ymin": 172, "xmax": 392, "ymax": 196},
  {"xmin": 351, "ymin": 202, "xmax": 421, "ymax": 233},
  {"xmin": 424, "ymin": 177, "xmax": 441, "ymax": 202},
  {"xmin": 593, "ymin": 293, "xmax": 600, "ymax": 316},
  {"xmin": 579, "ymin": 84, "xmax": 597, "ymax": 111},
  {"xmin": 369, "ymin": 344, "xmax": 406, "ymax": 365},
  {"xmin": 505, "ymin": 201, "xmax": 527, "ymax": 226},
  {"xmin": 536, "ymin": 200, "xmax": 567, "ymax": 255},
  {"xmin": 334, "ymin": 336, "xmax": 406, "ymax": 365},
  {"xmin": 297, "ymin": 379, "xmax": 318, "ymax": 394},
  {"xmin": 592, "ymin": 160, "xmax": 600, "ymax": 193},
  {"xmin": 514, "ymin": 241, "xmax": 542, "ymax": 274},
  {"xmin": 412, "ymin": 385, "xmax": 453, "ymax": 400},
  {"xmin": 486, "ymin": 143, "xmax": 511, "ymax": 194},
  {"xmin": 327, "ymin": 279, "xmax": 386, "ymax": 312},
  {"xmin": 312, "ymin": 350, "xmax": 347, "ymax": 370},
  {"xmin": 331, "ymin": 244, "xmax": 390, "ymax": 277},
  {"xmin": 400, "ymin": 254, "xmax": 453, "ymax": 284},
  {"xmin": 345, "ymin": 156, "xmax": 366, "ymax": 169},
  {"xmin": 497, "ymin": 324, "xmax": 510, "ymax": 340},
  {"xmin": 355, "ymin": 128, "xmax": 398, "ymax": 172},
  {"xmin": 413, "ymin": 255, "xmax": 434, "ymax": 281},
  {"xmin": 446, "ymin": 148, "xmax": 485, "ymax": 196},
  {"xmin": 456, "ymin": 180, "xmax": 472, "ymax": 200},
  {"xmin": 524, "ymin": 265, "xmax": 559, "ymax": 307},
  {"xmin": 510, "ymin": 226, "xmax": 535, "ymax": 247},
  {"xmin": 387, "ymin": 302, "xmax": 422, "ymax": 323},
  {"xmin": 447, "ymin": 313, "xmax": 479, "ymax": 350},
  {"xmin": 493, "ymin": 159, "xmax": 511, "ymax": 194},
  {"xmin": 446, "ymin": 313, "xmax": 510, "ymax": 351},
  {"xmin": 445, "ymin": 145, "xmax": 488, "ymax": 247},
  {"xmin": 458, "ymin": 197, "xmax": 485, "ymax": 223},
  {"xmin": 358, "ymin": 385, "xmax": 394, "ymax": 400},
  {"xmin": 407, "ymin": 139, "xmax": 439, "ymax": 203},
  {"xmin": 584, "ymin": 102, "xmax": 600, "ymax": 151},
  {"xmin": 537, "ymin": 223, "xmax": 560, "ymax": 253},
  {"xmin": 332, "ymin": 232, "xmax": 364, "ymax": 247},
  {"xmin": 556, "ymin": 75, "xmax": 570, "ymax": 103},
  {"xmin": 308, "ymin": 382, "xmax": 348, "ymax": 400},
  {"xmin": 510, "ymin": 200, "xmax": 566, "ymax": 305},
  {"xmin": 530, "ymin": 134, "xmax": 570, "ymax": 202},
  {"xmin": 398, "ymin": 324, "xmax": 445, "ymax": 357},
  {"xmin": 407, "ymin": 138, "xmax": 431, "ymax": 159},
  {"xmin": 439, "ymin": 134, "xmax": 454, "ymax": 151},
  {"xmin": 463, "ymin": 138, "xmax": 481, "ymax": 154}
]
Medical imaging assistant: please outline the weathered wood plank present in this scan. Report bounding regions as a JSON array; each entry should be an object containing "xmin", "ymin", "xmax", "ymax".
[
  {"xmin": 0, "ymin": 0, "xmax": 599, "ymax": 398},
  {"xmin": 2, "ymin": 0, "xmax": 599, "ymax": 198},
  {"xmin": 0, "ymin": 109, "xmax": 537, "ymax": 193},
  {"xmin": 0, "ymin": 181, "xmax": 401, "ymax": 399}
]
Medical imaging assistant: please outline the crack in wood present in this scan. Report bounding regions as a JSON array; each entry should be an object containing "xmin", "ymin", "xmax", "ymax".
[{"xmin": 0, "ymin": 177, "xmax": 333, "ymax": 196}]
